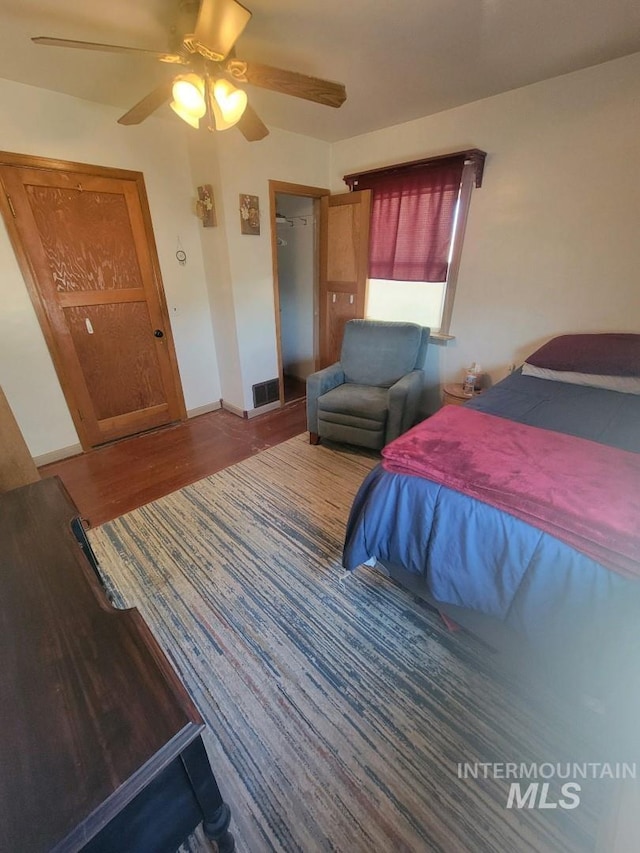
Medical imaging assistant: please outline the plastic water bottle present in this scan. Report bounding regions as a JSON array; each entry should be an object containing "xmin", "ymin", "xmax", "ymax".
[{"xmin": 463, "ymin": 363, "xmax": 481, "ymax": 396}]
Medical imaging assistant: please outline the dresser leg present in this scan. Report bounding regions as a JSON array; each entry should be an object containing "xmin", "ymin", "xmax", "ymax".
[
  {"xmin": 181, "ymin": 736, "xmax": 235, "ymax": 853},
  {"xmin": 203, "ymin": 803, "xmax": 233, "ymax": 852}
]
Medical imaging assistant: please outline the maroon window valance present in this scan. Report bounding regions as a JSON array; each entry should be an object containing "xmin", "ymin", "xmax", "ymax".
[{"xmin": 345, "ymin": 152, "xmax": 474, "ymax": 283}]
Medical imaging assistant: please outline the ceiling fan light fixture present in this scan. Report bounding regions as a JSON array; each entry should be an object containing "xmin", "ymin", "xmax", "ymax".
[
  {"xmin": 193, "ymin": 0, "xmax": 252, "ymax": 62},
  {"xmin": 209, "ymin": 99, "xmax": 228, "ymax": 132},
  {"xmin": 172, "ymin": 73, "xmax": 206, "ymax": 117},
  {"xmin": 170, "ymin": 100, "xmax": 201, "ymax": 129},
  {"xmin": 211, "ymin": 78, "xmax": 247, "ymax": 129}
]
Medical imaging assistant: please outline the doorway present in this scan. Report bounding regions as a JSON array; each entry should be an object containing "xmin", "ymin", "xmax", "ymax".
[
  {"xmin": 269, "ymin": 181, "xmax": 329, "ymax": 406},
  {"xmin": 0, "ymin": 152, "xmax": 185, "ymax": 450},
  {"xmin": 276, "ymin": 194, "xmax": 315, "ymax": 402}
]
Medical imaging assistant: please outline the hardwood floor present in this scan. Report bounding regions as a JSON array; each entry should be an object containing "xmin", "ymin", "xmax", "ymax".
[{"xmin": 39, "ymin": 401, "xmax": 307, "ymax": 528}]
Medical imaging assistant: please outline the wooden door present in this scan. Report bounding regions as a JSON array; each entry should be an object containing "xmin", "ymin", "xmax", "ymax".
[
  {"xmin": 0, "ymin": 155, "xmax": 185, "ymax": 449},
  {"xmin": 318, "ymin": 190, "xmax": 371, "ymax": 367}
]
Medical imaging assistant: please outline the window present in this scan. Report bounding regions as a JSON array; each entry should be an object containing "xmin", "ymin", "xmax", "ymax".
[
  {"xmin": 344, "ymin": 150, "xmax": 485, "ymax": 336},
  {"xmin": 366, "ymin": 278, "xmax": 447, "ymax": 329}
]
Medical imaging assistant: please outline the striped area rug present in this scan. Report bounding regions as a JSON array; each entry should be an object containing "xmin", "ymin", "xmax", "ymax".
[{"xmin": 89, "ymin": 434, "xmax": 604, "ymax": 852}]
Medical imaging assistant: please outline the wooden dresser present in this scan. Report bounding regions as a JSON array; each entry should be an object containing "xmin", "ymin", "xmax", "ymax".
[
  {"xmin": 0, "ymin": 385, "xmax": 39, "ymax": 492},
  {"xmin": 0, "ymin": 477, "xmax": 234, "ymax": 853}
]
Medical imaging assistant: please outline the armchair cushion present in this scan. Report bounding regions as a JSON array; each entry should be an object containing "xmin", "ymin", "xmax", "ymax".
[{"xmin": 318, "ymin": 384, "xmax": 389, "ymax": 424}]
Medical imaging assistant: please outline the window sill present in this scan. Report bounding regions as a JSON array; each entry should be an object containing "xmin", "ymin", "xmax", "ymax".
[{"xmin": 430, "ymin": 332, "xmax": 455, "ymax": 343}]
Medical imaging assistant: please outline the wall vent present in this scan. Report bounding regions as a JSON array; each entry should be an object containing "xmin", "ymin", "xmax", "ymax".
[{"xmin": 252, "ymin": 378, "xmax": 280, "ymax": 408}]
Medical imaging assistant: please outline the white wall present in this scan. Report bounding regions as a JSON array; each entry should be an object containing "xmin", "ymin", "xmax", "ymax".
[
  {"xmin": 331, "ymin": 52, "xmax": 640, "ymax": 409},
  {"xmin": 0, "ymin": 78, "xmax": 221, "ymax": 457},
  {"xmin": 187, "ymin": 131, "xmax": 244, "ymax": 409}
]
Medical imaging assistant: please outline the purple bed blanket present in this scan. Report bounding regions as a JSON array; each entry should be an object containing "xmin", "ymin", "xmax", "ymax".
[{"xmin": 382, "ymin": 406, "xmax": 640, "ymax": 579}]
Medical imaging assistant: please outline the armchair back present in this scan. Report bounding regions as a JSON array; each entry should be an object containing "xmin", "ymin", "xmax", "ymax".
[{"xmin": 341, "ymin": 320, "xmax": 428, "ymax": 386}]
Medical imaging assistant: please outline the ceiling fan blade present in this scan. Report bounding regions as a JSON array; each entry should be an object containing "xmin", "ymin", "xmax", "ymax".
[
  {"xmin": 192, "ymin": 0, "xmax": 252, "ymax": 61},
  {"xmin": 236, "ymin": 104, "xmax": 269, "ymax": 141},
  {"xmin": 226, "ymin": 59, "xmax": 346, "ymax": 108},
  {"xmin": 32, "ymin": 36, "xmax": 187, "ymax": 65},
  {"xmin": 117, "ymin": 82, "xmax": 173, "ymax": 125}
]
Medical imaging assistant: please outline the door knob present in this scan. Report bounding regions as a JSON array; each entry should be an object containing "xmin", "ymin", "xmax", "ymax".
[{"xmin": 154, "ymin": 329, "xmax": 164, "ymax": 338}]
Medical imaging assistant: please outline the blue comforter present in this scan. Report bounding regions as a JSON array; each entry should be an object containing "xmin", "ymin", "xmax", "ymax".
[{"xmin": 342, "ymin": 371, "xmax": 640, "ymax": 652}]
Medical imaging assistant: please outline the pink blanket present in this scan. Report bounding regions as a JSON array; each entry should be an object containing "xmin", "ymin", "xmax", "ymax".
[{"xmin": 382, "ymin": 406, "xmax": 640, "ymax": 579}]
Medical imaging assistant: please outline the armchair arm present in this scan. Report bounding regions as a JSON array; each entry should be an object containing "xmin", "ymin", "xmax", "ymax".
[
  {"xmin": 385, "ymin": 370, "xmax": 424, "ymax": 444},
  {"xmin": 306, "ymin": 363, "xmax": 345, "ymax": 433}
]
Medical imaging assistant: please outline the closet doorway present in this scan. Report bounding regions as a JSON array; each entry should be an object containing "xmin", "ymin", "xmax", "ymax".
[{"xmin": 269, "ymin": 181, "xmax": 329, "ymax": 405}]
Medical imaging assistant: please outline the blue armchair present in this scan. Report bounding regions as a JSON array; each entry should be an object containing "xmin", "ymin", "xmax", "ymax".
[{"xmin": 307, "ymin": 319, "xmax": 429, "ymax": 450}]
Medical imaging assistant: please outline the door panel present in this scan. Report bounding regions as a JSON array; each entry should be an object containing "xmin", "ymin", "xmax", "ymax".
[
  {"xmin": 326, "ymin": 204, "xmax": 360, "ymax": 282},
  {"xmin": 0, "ymin": 157, "xmax": 185, "ymax": 449},
  {"xmin": 64, "ymin": 303, "xmax": 167, "ymax": 421},
  {"xmin": 25, "ymin": 184, "xmax": 142, "ymax": 292},
  {"xmin": 319, "ymin": 190, "xmax": 371, "ymax": 366}
]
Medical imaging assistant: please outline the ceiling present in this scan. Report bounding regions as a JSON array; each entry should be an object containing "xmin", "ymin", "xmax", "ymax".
[{"xmin": 2, "ymin": 0, "xmax": 640, "ymax": 142}]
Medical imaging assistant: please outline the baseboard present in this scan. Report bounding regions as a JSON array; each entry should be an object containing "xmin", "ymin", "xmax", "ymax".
[
  {"xmin": 187, "ymin": 400, "xmax": 222, "ymax": 418},
  {"xmin": 35, "ymin": 443, "xmax": 83, "ymax": 467},
  {"xmin": 220, "ymin": 400, "xmax": 246, "ymax": 418},
  {"xmin": 221, "ymin": 399, "xmax": 283, "ymax": 419},
  {"xmin": 35, "ymin": 405, "xmax": 222, "ymax": 466},
  {"xmin": 246, "ymin": 400, "xmax": 282, "ymax": 419}
]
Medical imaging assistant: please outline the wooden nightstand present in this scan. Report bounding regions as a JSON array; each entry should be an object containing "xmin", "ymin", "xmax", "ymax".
[{"xmin": 442, "ymin": 383, "xmax": 481, "ymax": 406}]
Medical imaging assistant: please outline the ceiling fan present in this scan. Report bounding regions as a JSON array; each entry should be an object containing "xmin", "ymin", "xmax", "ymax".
[{"xmin": 32, "ymin": 0, "xmax": 347, "ymax": 142}]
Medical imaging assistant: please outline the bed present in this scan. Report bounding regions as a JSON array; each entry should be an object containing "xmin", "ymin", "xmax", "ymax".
[{"xmin": 342, "ymin": 334, "xmax": 640, "ymax": 711}]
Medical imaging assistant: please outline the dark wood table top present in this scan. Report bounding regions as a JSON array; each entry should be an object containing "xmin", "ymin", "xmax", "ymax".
[{"xmin": 0, "ymin": 477, "xmax": 203, "ymax": 852}]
